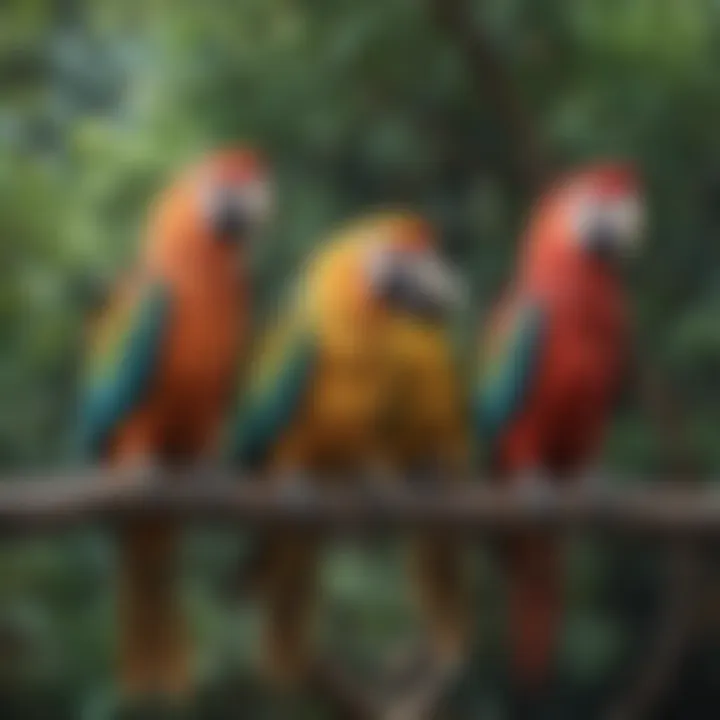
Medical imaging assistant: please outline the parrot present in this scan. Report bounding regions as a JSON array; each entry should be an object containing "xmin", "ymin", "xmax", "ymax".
[
  {"xmin": 473, "ymin": 162, "xmax": 645, "ymax": 703},
  {"xmin": 229, "ymin": 212, "xmax": 462, "ymax": 691},
  {"xmin": 79, "ymin": 147, "xmax": 273, "ymax": 703}
]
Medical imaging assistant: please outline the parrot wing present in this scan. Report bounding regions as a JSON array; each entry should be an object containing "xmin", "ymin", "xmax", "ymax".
[
  {"xmin": 474, "ymin": 300, "xmax": 547, "ymax": 442},
  {"xmin": 79, "ymin": 276, "xmax": 172, "ymax": 458},
  {"xmin": 231, "ymin": 306, "xmax": 319, "ymax": 469}
]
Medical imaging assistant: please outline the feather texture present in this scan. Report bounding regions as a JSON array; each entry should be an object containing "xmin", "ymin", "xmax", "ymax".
[
  {"xmin": 475, "ymin": 302, "xmax": 546, "ymax": 442},
  {"xmin": 231, "ymin": 306, "xmax": 318, "ymax": 468},
  {"xmin": 80, "ymin": 279, "xmax": 172, "ymax": 458}
]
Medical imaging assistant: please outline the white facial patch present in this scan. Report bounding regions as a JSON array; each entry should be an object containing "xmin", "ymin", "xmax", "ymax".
[
  {"xmin": 198, "ymin": 178, "xmax": 222, "ymax": 220},
  {"xmin": 198, "ymin": 175, "xmax": 274, "ymax": 233},
  {"xmin": 570, "ymin": 191, "xmax": 599, "ymax": 239},
  {"xmin": 364, "ymin": 246, "xmax": 396, "ymax": 293},
  {"xmin": 570, "ymin": 191, "xmax": 645, "ymax": 258}
]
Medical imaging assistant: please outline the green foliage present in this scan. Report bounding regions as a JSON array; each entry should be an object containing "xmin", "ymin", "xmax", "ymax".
[{"xmin": 0, "ymin": 0, "xmax": 718, "ymax": 715}]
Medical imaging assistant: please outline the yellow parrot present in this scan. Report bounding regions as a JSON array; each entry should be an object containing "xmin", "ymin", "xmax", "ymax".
[{"xmin": 230, "ymin": 212, "xmax": 462, "ymax": 689}]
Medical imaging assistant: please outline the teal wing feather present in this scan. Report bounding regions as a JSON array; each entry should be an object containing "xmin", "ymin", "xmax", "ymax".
[
  {"xmin": 474, "ymin": 301, "xmax": 546, "ymax": 443},
  {"xmin": 231, "ymin": 309, "xmax": 319, "ymax": 469},
  {"xmin": 79, "ymin": 279, "xmax": 172, "ymax": 459}
]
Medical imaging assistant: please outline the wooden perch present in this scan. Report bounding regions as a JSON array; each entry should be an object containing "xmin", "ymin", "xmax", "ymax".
[{"xmin": 2, "ymin": 470, "xmax": 720, "ymax": 538}]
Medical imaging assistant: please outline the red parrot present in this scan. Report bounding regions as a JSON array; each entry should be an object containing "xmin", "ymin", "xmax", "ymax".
[
  {"xmin": 79, "ymin": 148, "xmax": 273, "ymax": 702},
  {"xmin": 474, "ymin": 162, "xmax": 645, "ymax": 696}
]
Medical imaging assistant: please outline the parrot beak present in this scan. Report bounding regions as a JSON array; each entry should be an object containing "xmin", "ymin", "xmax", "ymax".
[
  {"xmin": 366, "ymin": 247, "xmax": 464, "ymax": 321},
  {"xmin": 405, "ymin": 251, "xmax": 466, "ymax": 319},
  {"xmin": 209, "ymin": 197, "xmax": 251, "ymax": 242}
]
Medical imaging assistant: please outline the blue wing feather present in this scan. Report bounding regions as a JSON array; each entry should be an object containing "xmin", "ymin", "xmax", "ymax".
[
  {"xmin": 474, "ymin": 302, "xmax": 546, "ymax": 442},
  {"xmin": 79, "ymin": 280, "xmax": 172, "ymax": 458},
  {"xmin": 231, "ymin": 311, "xmax": 318, "ymax": 469}
]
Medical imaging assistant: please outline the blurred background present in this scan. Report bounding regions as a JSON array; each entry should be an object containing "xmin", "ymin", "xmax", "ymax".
[{"xmin": 1, "ymin": 0, "xmax": 720, "ymax": 717}]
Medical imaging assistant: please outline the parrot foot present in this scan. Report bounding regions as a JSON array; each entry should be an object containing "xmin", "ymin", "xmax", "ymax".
[
  {"xmin": 513, "ymin": 470, "xmax": 556, "ymax": 506},
  {"xmin": 110, "ymin": 456, "xmax": 165, "ymax": 489},
  {"xmin": 275, "ymin": 469, "xmax": 314, "ymax": 503}
]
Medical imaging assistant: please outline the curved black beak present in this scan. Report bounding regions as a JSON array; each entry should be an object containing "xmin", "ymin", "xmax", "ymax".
[
  {"xmin": 369, "ymin": 249, "xmax": 464, "ymax": 322},
  {"xmin": 586, "ymin": 224, "xmax": 621, "ymax": 263},
  {"xmin": 583, "ymin": 195, "xmax": 644, "ymax": 264}
]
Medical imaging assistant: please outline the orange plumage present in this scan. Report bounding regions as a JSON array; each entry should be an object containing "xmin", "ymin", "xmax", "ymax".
[{"xmin": 81, "ymin": 147, "xmax": 272, "ymax": 702}]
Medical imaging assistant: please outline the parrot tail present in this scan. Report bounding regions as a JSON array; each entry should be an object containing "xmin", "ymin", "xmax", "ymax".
[
  {"xmin": 507, "ymin": 534, "xmax": 562, "ymax": 692},
  {"xmin": 117, "ymin": 520, "xmax": 189, "ymax": 701}
]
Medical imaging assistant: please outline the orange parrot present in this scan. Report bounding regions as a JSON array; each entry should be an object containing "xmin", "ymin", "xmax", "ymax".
[
  {"xmin": 474, "ymin": 163, "xmax": 645, "ymax": 706},
  {"xmin": 230, "ymin": 212, "xmax": 462, "ymax": 690},
  {"xmin": 79, "ymin": 148, "xmax": 273, "ymax": 704}
]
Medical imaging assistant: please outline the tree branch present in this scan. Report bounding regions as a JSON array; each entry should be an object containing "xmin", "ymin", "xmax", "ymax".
[
  {"xmin": 2, "ymin": 471, "xmax": 720, "ymax": 538},
  {"xmin": 430, "ymin": 0, "xmax": 549, "ymax": 194}
]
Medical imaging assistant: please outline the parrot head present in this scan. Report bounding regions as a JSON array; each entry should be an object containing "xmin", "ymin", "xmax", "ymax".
[
  {"xmin": 360, "ymin": 213, "xmax": 464, "ymax": 322},
  {"xmin": 192, "ymin": 147, "xmax": 273, "ymax": 245},
  {"xmin": 147, "ymin": 146, "xmax": 274, "ymax": 268},
  {"xmin": 532, "ymin": 162, "xmax": 646, "ymax": 264}
]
